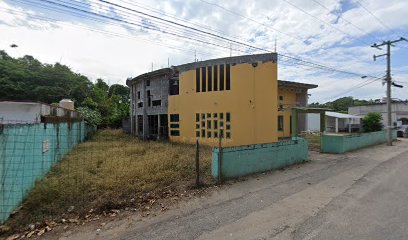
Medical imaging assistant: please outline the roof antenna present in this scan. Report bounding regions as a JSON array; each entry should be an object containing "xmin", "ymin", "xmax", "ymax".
[
  {"xmin": 194, "ymin": 50, "xmax": 197, "ymax": 62},
  {"xmin": 151, "ymin": 62, "xmax": 153, "ymax": 72},
  {"xmin": 230, "ymin": 43, "xmax": 232, "ymax": 57},
  {"xmin": 275, "ymin": 38, "xmax": 277, "ymax": 53},
  {"xmin": 168, "ymin": 57, "xmax": 170, "ymax": 67}
]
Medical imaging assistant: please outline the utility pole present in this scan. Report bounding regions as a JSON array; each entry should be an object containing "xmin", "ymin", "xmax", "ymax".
[{"xmin": 371, "ymin": 37, "xmax": 407, "ymax": 146}]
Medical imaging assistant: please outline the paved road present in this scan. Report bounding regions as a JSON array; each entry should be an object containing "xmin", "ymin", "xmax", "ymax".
[{"xmin": 56, "ymin": 139, "xmax": 408, "ymax": 240}]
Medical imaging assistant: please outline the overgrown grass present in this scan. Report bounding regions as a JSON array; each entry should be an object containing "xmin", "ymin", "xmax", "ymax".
[
  {"xmin": 300, "ymin": 133, "xmax": 321, "ymax": 151},
  {"xmin": 5, "ymin": 129, "xmax": 212, "ymax": 231}
]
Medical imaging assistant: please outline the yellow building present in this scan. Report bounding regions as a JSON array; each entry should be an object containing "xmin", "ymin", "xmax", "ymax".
[{"xmin": 127, "ymin": 53, "xmax": 317, "ymax": 147}]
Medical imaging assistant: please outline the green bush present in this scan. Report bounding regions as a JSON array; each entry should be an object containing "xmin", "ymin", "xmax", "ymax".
[{"xmin": 362, "ymin": 112, "xmax": 383, "ymax": 132}]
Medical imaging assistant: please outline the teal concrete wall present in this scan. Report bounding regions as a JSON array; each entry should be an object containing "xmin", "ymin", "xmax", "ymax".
[
  {"xmin": 212, "ymin": 138, "xmax": 308, "ymax": 179},
  {"xmin": 0, "ymin": 121, "xmax": 91, "ymax": 223},
  {"xmin": 321, "ymin": 130, "xmax": 398, "ymax": 154}
]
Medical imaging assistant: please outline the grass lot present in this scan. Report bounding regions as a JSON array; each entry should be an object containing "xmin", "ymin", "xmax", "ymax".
[{"xmin": 5, "ymin": 129, "xmax": 212, "ymax": 232}]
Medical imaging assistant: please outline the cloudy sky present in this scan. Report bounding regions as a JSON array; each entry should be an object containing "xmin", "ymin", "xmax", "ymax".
[{"xmin": 0, "ymin": 0, "xmax": 407, "ymax": 103}]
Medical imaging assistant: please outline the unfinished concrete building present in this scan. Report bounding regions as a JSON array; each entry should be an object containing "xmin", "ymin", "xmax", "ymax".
[{"xmin": 127, "ymin": 53, "xmax": 317, "ymax": 146}]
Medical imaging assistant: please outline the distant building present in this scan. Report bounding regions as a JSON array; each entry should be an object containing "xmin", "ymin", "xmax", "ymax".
[
  {"xmin": 127, "ymin": 53, "xmax": 317, "ymax": 147},
  {"xmin": 0, "ymin": 100, "xmax": 81, "ymax": 124},
  {"xmin": 348, "ymin": 103, "xmax": 408, "ymax": 127}
]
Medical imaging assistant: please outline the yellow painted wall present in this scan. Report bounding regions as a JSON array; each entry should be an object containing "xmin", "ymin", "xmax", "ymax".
[
  {"xmin": 168, "ymin": 61, "xmax": 278, "ymax": 147},
  {"xmin": 277, "ymin": 88, "xmax": 297, "ymax": 138}
]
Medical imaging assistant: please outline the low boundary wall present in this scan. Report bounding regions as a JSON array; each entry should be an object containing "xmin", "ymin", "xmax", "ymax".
[
  {"xmin": 321, "ymin": 130, "xmax": 397, "ymax": 154},
  {"xmin": 0, "ymin": 121, "xmax": 92, "ymax": 223},
  {"xmin": 212, "ymin": 138, "xmax": 308, "ymax": 180}
]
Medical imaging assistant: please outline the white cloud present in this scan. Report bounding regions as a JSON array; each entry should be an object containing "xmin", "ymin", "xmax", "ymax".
[{"xmin": 0, "ymin": 0, "xmax": 407, "ymax": 102}]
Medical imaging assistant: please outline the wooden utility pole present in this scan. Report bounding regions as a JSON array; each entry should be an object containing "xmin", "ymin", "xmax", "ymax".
[{"xmin": 371, "ymin": 37, "xmax": 407, "ymax": 146}]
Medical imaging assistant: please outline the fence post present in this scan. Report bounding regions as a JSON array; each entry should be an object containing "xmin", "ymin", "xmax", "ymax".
[
  {"xmin": 195, "ymin": 139, "xmax": 200, "ymax": 187},
  {"xmin": 218, "ymin": 137, "xmax": 223, "ymax": 184}
]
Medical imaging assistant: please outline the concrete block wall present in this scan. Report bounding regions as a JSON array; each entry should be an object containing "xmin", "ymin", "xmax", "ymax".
[
  {"xmin": 211, "ymin": 138, "xmax": 308, "ymax": 179},
  {"xmin": 321, "ymin": 130, "xmax": 398, "ymax": 154},
  {"xmin": 0, "ymin": 121, "xmax": 91, "ymax": 223}
]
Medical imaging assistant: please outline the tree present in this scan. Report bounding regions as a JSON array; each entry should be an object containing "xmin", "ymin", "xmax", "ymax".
[
  {"xmin": 77, "ymin": 107, "xmax": 102, "ymax": 127},
  {"xmin": 362, "ymin": 112, "xmax": 383, "ymax": 132},
  {"xmin": 0, "ymin": 50, "xmax": 130, "ymax": 128}
]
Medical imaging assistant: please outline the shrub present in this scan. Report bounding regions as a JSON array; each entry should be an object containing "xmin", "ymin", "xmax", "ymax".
[{"xmin": 362, "ymin": 112, "xmax": 383, "ymax": 132}]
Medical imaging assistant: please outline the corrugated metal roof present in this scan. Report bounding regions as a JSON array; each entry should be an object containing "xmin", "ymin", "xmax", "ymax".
[{"xmin": 326, "ymin": 111, "xmax": 361, "ymax": 119}]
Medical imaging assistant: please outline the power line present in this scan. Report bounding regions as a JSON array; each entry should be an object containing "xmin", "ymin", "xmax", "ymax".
[
  {"xmin": 197, "ymin": 0, "xmax": 376, "ymax": 76},
  {"xmin": 310, "ymin": 0, "xmax": 380, "ymax": 42},
  {"xmin": 322, "ymin": 75, "xmax": 384, "ymax": 102},
  {"xmin": 281, "ymin": 0, "xmax": 372, "ymax": 46},
  {"xmin": 1, "ymin": 5, "xmax": 219, "ymax": 59},
  {"xmin": 14, "ymin": 0, "xmax": 378, "ymax": 78},
  {"xmin": 355, "ymin": 0, "xmax": 401, "ymax": 37},
  {"xmin": 198, "ymin": 0, "xmax": 304, "ymax": 42}
]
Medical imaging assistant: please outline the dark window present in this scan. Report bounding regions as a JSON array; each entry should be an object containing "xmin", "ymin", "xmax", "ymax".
[
  {"xmin": 213, "ymin": 113, "xmax": 218, "ymax": 118},
  {"xmin": 226, "ymin": 112, "xmax": 231, "ymax": 122},
  {"xmin": 170, "ymin": 114, "xmax": 179, "ymax": 122},
  {"xmin": 138, "ymin": 102, "xmax": 143, "ymax": 108},
  {"xmin": 147, "ymin": 90, "xmax": 151, "ymax": 107},
  {"xmin": 146, "ymin": 79, "xmax": 150, "ymax": 86},
  {"xmin": 278, "ymin": 115, "xmax": 284, "ymax": 131},
  {"xmin": 137, "ymin": 91, "xmax": 140, "ymax": 99},
  {"xmin": 207, "ymin": 131, "xmax": 211, "ymax": 138},
  {"xmin": 220, "ymin": 64, "xmax": 224, "ymax": 90},
  {"xmin": 226, "ymin": 132, "xmax": 231, "ymax": 139},
  {"xmin": 220, "ymin": 129, "xmax": 224, "ymax": 138},
  {"xmin": 170, "ymin": 123, "xmax": 179, "ymax": 128},
  {"xmin": 226, "ymin": 124, "xmax": 230, "ymax": 130},
  {"xmin": 170, "ymin": 130, "xmax": 180, "ymax": 136},
  {"xmin": 196, "ymin": 113, "xmax": 200, "ymax": 122},
  {"xmin": 207, "ymin": 120, "xmax": 211, "ymax": 129},
  {"xmin": 226, "ymin": 64, "xmax": 230, "ymax": 90},
  {"xmin": 214, "ymin": 120, "xmax": 218, "ymax": 130},
  {"xmin": 207, "ymin": 113, "xmax": 211, "ymax": 118},
  {"xmin": 169, "ymin": 78, "xmax": 179, "ymax": 95},
  {"xmin": 196, "ymin": 131, "xmax": 200, "ymax": 137},
  {"xmin": 279, "ymin": 96, "xmax": 283, "ymax": 101},
  {"xmin": 208, "ymin": 66, "xmax": 212, "ymax": 91},
  {"xmin": 196, "ymin": 68, "xmax": 200, "ymax": 92},
  {"xmin": 196, "ymin": 123, "xmax": 200, "ymax": 129},
  {"xmin": 213, "ymin": 65, "xmax": 218, "ymax": 91},
  {"xmin": 152, "ymin": 100, "xmax": 161, "ymax": 106},
  {"xmin": 201, "ymin": 67, "xmax": 206, "ymax": 92},
  {"xmin": 201, "ymin": 121, "xmax": 205, "ymax": 128},
  {"xmin": 214, "ymin": 131, "xmax": 218, "ymax": 138},
  {"xmin": 220, "ymin": 121, "xmax": 224, "ymax": 127},
  {"xmin": 201, "ymin": 129, "xmax": 205, "ymax": 137},
  {"xmin": 220, "ymin": 113, "xmax": 224, "ymax": 120},
  {"xmin": 201, "ymin": 113, "xmax": 205, "ymax": 120}
]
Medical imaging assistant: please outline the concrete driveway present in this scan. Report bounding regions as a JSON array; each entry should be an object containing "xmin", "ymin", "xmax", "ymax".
[{"xmin": 56, "ymin": 139, "xmax": 408, "ymax": 240}]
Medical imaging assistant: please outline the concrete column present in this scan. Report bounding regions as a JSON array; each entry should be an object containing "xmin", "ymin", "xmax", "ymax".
[
  {"xmin": 158, "ymin": 114, "xmax": 161, "ymax": 140},
  {"xmin": 335, "ymin": 118, "xmax": 339, "ymax": 133}
]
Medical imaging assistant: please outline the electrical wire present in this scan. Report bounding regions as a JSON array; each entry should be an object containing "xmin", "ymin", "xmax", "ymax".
[
  {"xmin": 10, "ymin": 0, "xmax": 380, "ymax": 79},
  {"xmin": 310, "ymin": 0, "xmax": 380, "ymax": 42},
  {"xmin": 281, "ymin": 0, "xmax": 372, "ymax": 46}
]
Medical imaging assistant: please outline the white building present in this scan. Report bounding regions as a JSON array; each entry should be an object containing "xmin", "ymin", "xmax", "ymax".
[
  {"xmin": 306, "ymin": 111, "xmax": 361, "ymax": 133},
  {"xmin": 0, "ymin": 100, "xmax": 80, "ymax": 124},
  {"xmin": 348, "ymin": 103, "xmax": 408, "ymax": 127}
]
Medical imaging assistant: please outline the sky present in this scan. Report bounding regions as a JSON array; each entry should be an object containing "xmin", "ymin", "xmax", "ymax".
[{"xmin": 0, "ymin": 0, "xmax": 407, "ymax": 103}]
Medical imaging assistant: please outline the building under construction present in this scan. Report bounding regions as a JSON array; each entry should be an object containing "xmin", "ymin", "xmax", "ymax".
[{"xmin": 126, "ymin": 53, "xmax": 317, "ymax": 147}]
